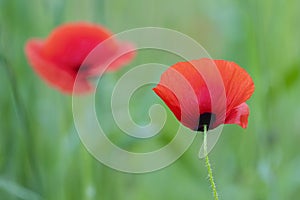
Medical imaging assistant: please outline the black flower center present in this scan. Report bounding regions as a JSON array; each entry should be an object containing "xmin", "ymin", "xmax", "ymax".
[{"xmin": 196, "ymin": 112, "xmax": 216, "ymax": 132}]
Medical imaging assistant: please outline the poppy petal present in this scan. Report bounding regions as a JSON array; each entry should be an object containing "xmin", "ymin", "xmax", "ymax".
[
  {"xmin": 153, "ymin": 58, "xmax": 254, "ymax": 131},
  {"xmin": 153, "ymin": 63, "xmax": 206, "ymax": 130},
  {"xmin": 25, "ymin": 39, "xmax": 92, "ymax": 93},
  {"xmin": 225, "ymin": 102, "xmax": 250, "ymax": 128},
  {"xmin": 107, "ymin": 42, "xmax": 136, "ymax": 71},
  {"xmin": 42, "ymin": 22, "xmax": 115, "ymax": 71},
  {"xmin": 153, "ymin": 84, "xmax": 181, "ymax": 121},
  {"xmin": 214, "ymin": 60, "xmax": 255, "ymax": 111},
  {"xmin": 24, "ymin": 22, "xmax": 136, "ymax": 94},
  {"xmin": 154, "ymin": 59, "xmax": 228, "ymax": 130}
]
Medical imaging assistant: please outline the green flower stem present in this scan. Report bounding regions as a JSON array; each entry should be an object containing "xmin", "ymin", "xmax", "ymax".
[{"xmin": 203, "ymin": 125, "xmax": 219, "ymax": 200}]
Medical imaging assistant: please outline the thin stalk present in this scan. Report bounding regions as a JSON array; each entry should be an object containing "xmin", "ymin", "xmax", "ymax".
[{"xmin": 203, "ymin": 125, "xmax": 219, "ymax": 200}]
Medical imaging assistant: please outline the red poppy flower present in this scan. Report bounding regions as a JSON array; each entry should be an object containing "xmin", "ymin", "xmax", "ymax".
[
  {"xmin": 25, "ymin": 22, "xmax": 135, "ymax": 94},
  {"xmin": 153, "ymin": 58, "xmax": 255, "ymax": 131}
]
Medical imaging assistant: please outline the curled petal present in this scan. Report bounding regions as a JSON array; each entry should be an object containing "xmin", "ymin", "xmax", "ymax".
[{"xmin": 225, "ymin": 103, "xmax": 250, "ymax": 128}]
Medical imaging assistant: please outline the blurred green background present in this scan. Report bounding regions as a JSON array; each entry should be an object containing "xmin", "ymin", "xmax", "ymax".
[{"xmin": 1, "ymin": 0, "xmax": 300, "ymax": 199}]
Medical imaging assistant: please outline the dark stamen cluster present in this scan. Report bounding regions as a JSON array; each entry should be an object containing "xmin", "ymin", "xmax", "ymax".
[{"xmin": 196, "ymin": 112, "xmax": 216, "ymax": 132}]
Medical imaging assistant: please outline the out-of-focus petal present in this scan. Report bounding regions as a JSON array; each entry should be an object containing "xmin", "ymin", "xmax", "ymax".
[
  {"xmin": 25, "ymin": 39, "xmax": 92, "ymax": 94},
  {"xmin": 24, "ymin": 22, "xmax": 136, "ymax": 94},
  {"xmin": 42, "ymin": 23, "xmax": 115, "ymax": 71},
  {"xmin": 107, "ymin": 42, "xmax": 136, "ymax": 71}
]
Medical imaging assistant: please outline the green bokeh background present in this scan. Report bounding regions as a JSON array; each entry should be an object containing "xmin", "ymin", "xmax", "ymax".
[{"xmin": 1, "ymin": 0, "xmax": 300, "ymax": 199}]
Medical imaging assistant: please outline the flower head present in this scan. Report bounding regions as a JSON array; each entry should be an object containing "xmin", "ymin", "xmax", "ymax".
[
  {"xmin": 153, "ymin": 58, "xmax": 255, "ymax": 131},
  {"xmin": 25, "ymin": 22, "xmax": 135, "ymax": 94}
]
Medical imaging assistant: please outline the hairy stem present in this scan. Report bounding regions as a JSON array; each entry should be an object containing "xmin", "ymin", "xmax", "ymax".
[{"xmin": 203, "ymin": 125, "xmax": 219, "ymax": 200}]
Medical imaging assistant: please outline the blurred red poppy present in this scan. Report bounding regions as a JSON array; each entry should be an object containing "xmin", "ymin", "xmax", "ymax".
[
  {"xmin": 153, "ymin": 58, "xmax": 255, "ymax": 131},
  {"xmin": 25, "ymin": 22, "xmax": 135, "ymax": 94}
]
